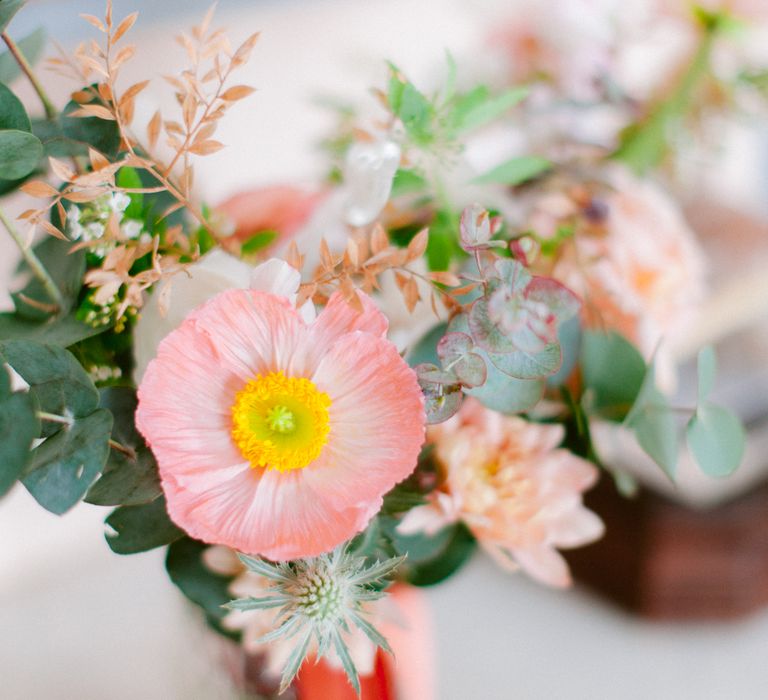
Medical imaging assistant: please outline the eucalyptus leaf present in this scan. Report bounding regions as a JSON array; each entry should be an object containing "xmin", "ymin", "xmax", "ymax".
[
  {"xmin": 625, "ymin": 363, "xmax": 678, "ymax": 480},
  {"xmin": 166, "ymin": 537, "xmax": 238, "ymax": 635},
  {"xmin": 0, "ymin": 312, "xmax": 103, "ymax": 346},
  {"xmin": 450, "ymin": 313, "xmax": 544, "ymax": 413},
  {"xmin": 61, "ymin": 92, "xmax": 120, "ymax": 159},
  {"xmin": 105, "ymin": 495, "xmax": 184, "ymax": 554},
  {"xmin": 23, "ymin": 408, "xmax": 112, "ymax": 514},
  {"xmin": 472, "ymin": 155, "xmax": 551, "ymax": 186},
  {"xmin": 0, "ymin": 128, "xmax": 42, "ymax": 179},
  {"xmin": 407, "ymin": 322, "xmax": 446, "ymax": 368},
  {"xmin": 0, "ymin": 0, "xmax": 25, "ymax": 32},
  {"xmin": 486, "ymin": 342, "xmax": 562, "ymax": 380},
  {"xmin": 0, "ymin": 364, "xmax": 39, "ymax": 496},
  {"xmin": 12, "ymin": 236, "xmax": 86, "ymax": 321},
  {"xmin": 0, "ymin": 27, "xmax": 45, "ymax": 84},
  {"xmin": 686, "ymin": 402, "xmax": 744, "ymax": 477},
  {"xmin": 394, "ymin": 522, "xmax": 476, "ymax": 587},
  {"xmin": 581, "ymin": 330, "xmax": 645, "ymax": 419},
  {"xmin": 0, "ymin": 81, "xmax": 30, "ymax": 130},
  {"xmin": 0, "ymin": 340, "xmax": 98, "ymax": 437},
  {"xmin": 85, "ymin": 387, "xmax": 162, "ymax": 506}
]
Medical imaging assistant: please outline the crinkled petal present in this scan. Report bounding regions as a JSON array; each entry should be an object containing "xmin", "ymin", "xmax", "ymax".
[
  {"xmin": 163, "ymin": 466, "xmax": 381, "ymax": 560},
  {"xmin": 305, "ymin": 331, "xmax": 425, "ymax": 509}
]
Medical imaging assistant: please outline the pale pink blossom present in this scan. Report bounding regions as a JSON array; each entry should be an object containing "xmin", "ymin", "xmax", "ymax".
[
  {"xmin": 136, "ymin": 286, "xmax": 425, "ymax": 560},
  {"xmin": 398, "ymin": 399, "xmax": 603, "ymax": 588},
  {"xmin": 532, "ymin": 168, "xmax": 707, "ymax": 380}
]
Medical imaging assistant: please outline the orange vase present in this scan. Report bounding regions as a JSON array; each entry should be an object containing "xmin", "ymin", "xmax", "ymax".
[{"xmin": 294, "ymin": 584, "xmax": 435, "ymax": 700}]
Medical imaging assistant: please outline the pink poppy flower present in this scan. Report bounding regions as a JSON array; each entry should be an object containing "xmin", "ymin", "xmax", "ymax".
[
  {"xmin": 217, "ymin": 185, "xmax": 325, "ymax": 246},
  {"xmin": 136, "ymin": 288, "xmax": 425, "ymax": 560},
  {"xmin": 398, "ymin": 399, "xmax": 603, "ymax": 587}
]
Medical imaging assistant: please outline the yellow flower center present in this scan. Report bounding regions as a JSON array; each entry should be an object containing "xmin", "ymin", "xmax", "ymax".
[{"xmin": 231, "ymin": 371, "xmax": 331, "ymax": 472}]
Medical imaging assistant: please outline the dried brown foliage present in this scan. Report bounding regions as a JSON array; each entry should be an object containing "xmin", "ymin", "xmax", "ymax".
[
  {"xmin": 22, "ymin": 1, "xmax": 259, "ymax": 314},
  {"xmin": 295, "ymin": 225, "xmax": 462, "ymax": 316}
]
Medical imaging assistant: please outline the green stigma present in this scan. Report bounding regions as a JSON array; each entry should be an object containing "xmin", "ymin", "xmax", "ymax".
[{"xmin": 266, "ymin": 405, "xmax": 296, "ymax": 433}]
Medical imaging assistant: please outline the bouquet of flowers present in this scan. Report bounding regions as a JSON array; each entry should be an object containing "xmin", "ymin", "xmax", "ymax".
[{"xmin": 1, "ymin": 0, "xmax": 761, "ymax": 696}]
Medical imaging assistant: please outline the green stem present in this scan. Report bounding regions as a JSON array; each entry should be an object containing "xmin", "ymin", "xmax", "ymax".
[
  {"xmin": 612, "ymin": 25, "xmax": 718, "ymax": 174},
  {"xmin": 0, "ymin": 205, "xmax": 64, "ymax": 311},
  {"xmin": 1, "ymin": 31, "xmax": 57, "ymax": 120},
  {"xmin": 37, "ymin": 411, "xmax": 73, "ymax": 426}
]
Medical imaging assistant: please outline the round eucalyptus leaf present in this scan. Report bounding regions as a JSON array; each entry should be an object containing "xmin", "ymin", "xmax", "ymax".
[
  {"xmin": 0, "ymin": 128, "xmax": 42, "ymax": 179},
  {"xmin": 0, "ymin": 82, "xmax": 31, "ymax": 131}
]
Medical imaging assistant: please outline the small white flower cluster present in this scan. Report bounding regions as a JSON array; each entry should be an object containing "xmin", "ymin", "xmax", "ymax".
[
  {"xmin": 88, "ymin": 365, "xmax": 123, "ymax": 383},
  {"xmin": 67, "ymin": 192, "xmax": 147, "ymax": 257}
]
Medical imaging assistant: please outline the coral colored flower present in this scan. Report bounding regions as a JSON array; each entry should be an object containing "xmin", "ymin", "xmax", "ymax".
[
  {"xmin": 218, "ymin": 185, "xmax": 324, "ymax": 245},
  {"xmin": 528, "ymin": 168, "xmax": 706, "ymax": 384},
  {"xmin": 398, "ymin": 399, "xmax": 603, "ymax": 588},
  {"xmin": 136, "ymin": 288, "xmax": 425, "ymax": 560}
]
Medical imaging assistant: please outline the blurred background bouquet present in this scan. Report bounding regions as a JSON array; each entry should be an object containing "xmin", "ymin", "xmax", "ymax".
[{"xmin": 1, "ymin": 0, "xmax": 767, "ymax": 698}]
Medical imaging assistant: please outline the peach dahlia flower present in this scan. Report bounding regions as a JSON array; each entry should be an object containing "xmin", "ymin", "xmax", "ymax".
[
  {"xmin": 136, "ymin": 288, "xmax": 425, "ymax": 560},
  {"xmin": 399, "ymin": 399, "xmax": 603, "ymax": 587}
]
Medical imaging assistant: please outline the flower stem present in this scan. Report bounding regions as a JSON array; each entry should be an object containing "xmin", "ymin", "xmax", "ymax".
[
  {"xmin": 0, "ymin": 205, "xmax": 64, "ymax": 312},
  {"xmin": 1, "ymin": 32, "xmax": 57, "ymax": 120},
  {"xmin": 37, "ymin": 411, "xmax": 74, "ymax": 426}
]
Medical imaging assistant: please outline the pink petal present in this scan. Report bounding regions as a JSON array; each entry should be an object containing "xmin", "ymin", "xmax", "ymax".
[
  {"xmin": 510, "ymin": 544, "xmax": 573, "ymax": 588},
  {"xmin": 187, "ymin": 288, "xmax": 307, "ymax": 380},
  {"xmin": 306, "ymin": 330, "xmax": 425, "ymax": 509},
  {"xmin": 163, "ymin": 466, "xmax": 380, "ymax": 560},
  {"xmin": 292, "ymin": 291, "xmax": 388, "ymax": 376}
]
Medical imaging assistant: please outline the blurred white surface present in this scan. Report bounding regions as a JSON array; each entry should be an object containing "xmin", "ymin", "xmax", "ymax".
[{"xmin": 3, "ymin": 1, "xmax": 768, "ymax": 698}]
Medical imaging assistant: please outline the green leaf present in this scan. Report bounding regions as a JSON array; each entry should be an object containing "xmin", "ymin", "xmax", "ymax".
[
  {"xmin": 426, "ymin": 208, "xmax": 460, "ymax": 271},
  {"xmin": 387, "ymin": 64, "xmax": 433, "ymax": 145},
  {"xmin": 472, "ymin": 155, "xmax": 551, "ymax": 186},
  {"xmin": 624, "ymin": 363, "xmax": 678, "ymax": 480},
  {"xmin": 165, "ymin": 538, "xmax": 239, "ymax": 639},
  {"xmin": 581, "ymin": 330, "xmax": 646, "ymax": 420},
  {"xmin": 392, "ymin": 522, "xmax": 476, "ymax": 587},
  {"xmin": 241, "ymin": 230, "xmax": 277, "ymax": 256},
  {"xmin": 449, "ymin": 314, "xmax": 544, "ymax": 413},
  {"xmin": 0, "ymin": 27, "xmax": 45, "ymax": 84},
  {"xmin": 407, "ymin": 322, "xmax": 446, "ymax": 367},
  {"xmin": 0, "ymin": 81, "xmax": 30, "ymax": 131},
  {"xmin": 696, "ymin": 345, "xmax": 716, "ymax": 404},
  {"xmin": 12, "ymin": 236, "xmax": 86, "ymax": 320},
  {"xmin": 0, "ymin": 312, "xmax": 104, "ymax": 346},
  {"xmin": 391, "ymin": 168, "xmax": 427, "ymax": 197},
  {"xmin": 686, "ymin": 402, "xmax": 745, "ymax": 477},
  {"xmin": 0, "ymin": 364, "xmax": 39, "ymax": 496},
  {"xmin": 486, "ymin": 343, "xmax": 562, "ymax": 380},
  {"xmin": 0, "ymin": 128, "xmax": 42, "ymax": 179},
  {"xmin": 451, "ymin": 86, "xmax": 528, "ymax": 134},
  {"xmin": 85, "ymin": 387, "xmax": 162, "ymax": 506},
  {"xmin": 61, "ymin": 91, "xmax": 120, "ymax": 159},
  {"xmin": 0, "ymin": 0, "xmax": 25, "ymax": 32},
  {"xmin": 116, "ymin": 166, "xmax": 143, "ymax": 219},
  {"xmin": 23, "ymin": 408, "xmax": 112, "ymax": 514},
  {"xmin": 105, "ymin": 495, "xmax": 184, "ymax": 554},
  {"xmin": 0, "ymin": 340, "xmax": 99, "ymax": 437}
]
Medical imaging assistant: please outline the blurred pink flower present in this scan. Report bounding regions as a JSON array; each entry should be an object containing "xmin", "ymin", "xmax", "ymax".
[
  {"xmin": 217, "ymin": 185, "xmax": 325, "ymax": 246},
  {"xmin": 547, "ymin": 169, "xmax": 707, "ymax": 374},
  {"xmin": 398, "ymin": 399, "xmax": 603, "ymax": 588},
  {"xmin": 136, "ymin": 287, "xmax": 425, "ymax": 560}
]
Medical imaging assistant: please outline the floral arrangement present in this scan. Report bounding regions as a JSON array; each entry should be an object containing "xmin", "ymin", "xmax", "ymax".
[{"xmin": 0, "ymin": 0, "xmax": 760, "ymax": 696}]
